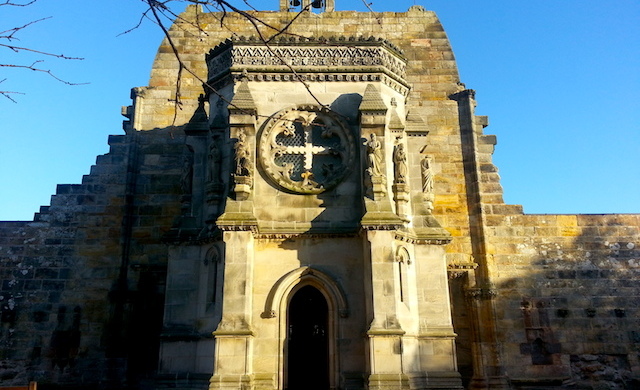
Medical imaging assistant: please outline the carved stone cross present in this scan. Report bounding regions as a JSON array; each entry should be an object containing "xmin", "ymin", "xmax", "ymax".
[
  {"xmin": 259, "ymin": 107, "xmax": 356, "ymax": 194},
  {"xmin": 279, "ymin": 122, "xmax": 331, "ymax": 172}
]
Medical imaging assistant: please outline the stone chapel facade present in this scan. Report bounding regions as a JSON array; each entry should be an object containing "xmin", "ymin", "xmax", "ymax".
[{"xmin": 1, "ymin": 2, "xmax": 639, "ymax": 390}]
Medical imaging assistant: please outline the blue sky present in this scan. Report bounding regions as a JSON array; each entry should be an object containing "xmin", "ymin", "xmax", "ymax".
[{"xmin": 1, "ymin": 0, "xmax": 638, "ymax": 220}]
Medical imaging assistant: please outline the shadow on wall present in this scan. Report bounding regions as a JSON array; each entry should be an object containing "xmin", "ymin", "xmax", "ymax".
[
  {"xmin": 0, "ymin": 124, "xmax": 187, "ymax": 387},
  {"xmin": 477, "ymin": 216, "xmax": 639, "ymax": 389}
]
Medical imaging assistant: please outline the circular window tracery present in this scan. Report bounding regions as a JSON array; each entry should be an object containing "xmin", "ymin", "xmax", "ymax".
[{"xmin": 258, "ymin": 106, "xmax": 355, "ymax": 194}]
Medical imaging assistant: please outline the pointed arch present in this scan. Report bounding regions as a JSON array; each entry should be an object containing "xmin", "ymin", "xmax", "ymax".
[
  {"xmin": 265, "ymin": 266, "xmax": 346, "ymax": 390},
  {"xmin": 396, "ymin": 246, "xmax": 411, "ymax": 304},
  {"xmin": 262, "ymin": 266, "xmax": 349, "ymax": 319},
  {"xmin": 205, "ymin": 245, "xmax": 222, "ymax": 304}
]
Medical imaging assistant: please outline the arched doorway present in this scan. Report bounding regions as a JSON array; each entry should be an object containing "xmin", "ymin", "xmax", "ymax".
[{"xmin": 287, "ymin": 285, "xmax": 329, "ymax": 390}]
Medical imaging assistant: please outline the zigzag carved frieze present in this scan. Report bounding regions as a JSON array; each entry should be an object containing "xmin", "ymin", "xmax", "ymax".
[{"xmin": 207, "ymin": 43, "xmax": 408, "ymax": 85}]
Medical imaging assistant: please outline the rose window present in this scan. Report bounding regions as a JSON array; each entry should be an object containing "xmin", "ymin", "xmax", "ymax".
[{"xmin": 258, "ymin": 106, "xmax": 355, "ymax": 194}]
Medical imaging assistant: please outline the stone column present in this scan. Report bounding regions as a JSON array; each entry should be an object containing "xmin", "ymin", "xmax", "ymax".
[
  {"xmin": 412, "ymin": 242, "xmax": 463, "ymax": 389},
  {"xmin": 210, "ymin": 78, "xmax": 260, "ymax": 390},
  {"xmin": 364, "ymin": 229, "xmax": 409, "ymax": 390},
  {"xmin": 450, "ymin": 89, "xmax": 509, "ymax": 390},
  {"xmin": 210, "ymin": 229, "xmax": 255, "ymax": 390}
]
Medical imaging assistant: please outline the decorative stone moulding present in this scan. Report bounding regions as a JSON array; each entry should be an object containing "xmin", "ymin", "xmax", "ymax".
[
  {"xmin": 258, "ymin": 105, "xmax": 356, "ymax": 194},
  {"xmin": 465, "ymin": 287, "xmax": 497, "ymax": 301},
  {"xmin": 262, "ymin": 266, "xmax": 349, "ymax": 319},
  {"xmin": 205, "ymin": 36, "xmax": 410, "ymax": 95},
  {"xmin": 447, "ymin": 261, "xmax": 478, "ymax": 279},
  {"xmin": 393, "ymin": 226, "xmax": 452, "ymax": 245}
]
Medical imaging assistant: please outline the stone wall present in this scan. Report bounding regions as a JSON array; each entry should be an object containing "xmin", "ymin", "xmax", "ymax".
[
  {"xmin": 487, "ymin": 214, "xmax": 640, "ymax": 388},
  {"xmin": 0, "ymin": 128, "xmax": 189, "ymax": 386}
]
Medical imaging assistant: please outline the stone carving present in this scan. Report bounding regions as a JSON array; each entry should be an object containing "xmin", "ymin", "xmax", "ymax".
[
  {"xmin": 208, "ymin": 136, "xmax": 221, "ymax": 183},
  {"xmin": 210, "ymin": 72, "xmax": 409, "ymax": 97},
  {"xmin": 393, "ymin": 140, "xmax": 407, "ymax": 184},
  {"xmin": 421, "ymin": 155, "xmax": 435, "ymax": 212},
  {"xmin": 206, "ymin": 135, "xmax": 225, "ymax": 208},
  {"xmin": 207, "ymin": 43, "xmax": 406, "ymax": 80},
  {"xmin": 392, "ymin": 139, "xmax": 409, "ymax": 221},
  {"xmin": 180, "ymin": 145, "xmax": 193, "ymax": 214},
  {"xmin": 205, "ymin": 38, "xmax": 410, "ymax": 96},
  {"xmin": 258, "ymin": 106, "xmax": 355, "ymax": 194},
  {"xmin": 179, "ymin": 146, "xmax": 195, "ymax": 215},
  {"xmin": 363, "ymin": 133, "xmax": 388, "ymax": 199},
  {"xmin": 180, "ymin": 153, "xmax": 193, "ymax": 195},
  {"xmin": 234, "ymin": 130, "xmax": 252, "ymax": 177},
  {"xmin": 421, "ymin": 156, "xmax": 434, "ymax": 194},
  {"xmin": 465, "ymin": 288, "xmax": 497, "ymax": 301},
  {"xmin": 366, "ymin": 134, "xmax": 383, "ymax": 177}
]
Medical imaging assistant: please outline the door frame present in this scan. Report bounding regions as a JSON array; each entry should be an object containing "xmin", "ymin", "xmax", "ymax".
[{"xmin": 267, "ymin": 267, "xmax": 348, "ymax": 390}]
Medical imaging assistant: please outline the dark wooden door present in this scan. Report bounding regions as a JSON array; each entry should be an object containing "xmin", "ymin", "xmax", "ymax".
[{"xmin": 287, "ymin": 285, "xmax": 329, "ymax": 390}]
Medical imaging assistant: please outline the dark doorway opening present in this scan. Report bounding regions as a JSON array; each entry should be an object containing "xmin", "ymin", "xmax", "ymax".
[{"xmin": 287, "ymin": 285, "xmax": 329, "ymax": 390}]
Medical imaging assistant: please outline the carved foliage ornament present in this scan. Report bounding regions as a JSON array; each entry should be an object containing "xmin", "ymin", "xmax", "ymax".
[{"xmin": 259, "ymin": 106, "xmax": 355, "ymax": 194}]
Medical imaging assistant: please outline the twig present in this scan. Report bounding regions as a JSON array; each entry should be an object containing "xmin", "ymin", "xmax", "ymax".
[
  {"xmin": 143, "ymin": 0, "xmax": 328, "ymax": 124},
  {"xmin": 0, "ymin": 62, "xmax": 89, "ymax": 85},
  {"xmin": 1, "ymin": 42, "xmax": 84, "ymax": 60},
  {"xmin": 0, "ymin": 78, "xmax": 23, "ymax": 103},
  {"xmin": 1, "ymin": 17, "xmax": 51, "ymax": 40},
  {"xmin": 0, "ymin": 0, "xmax": 37, "ymax": 6},
  {"xmin": 359, "ymin": 0, "xmax": 382, "ymax": 24}
]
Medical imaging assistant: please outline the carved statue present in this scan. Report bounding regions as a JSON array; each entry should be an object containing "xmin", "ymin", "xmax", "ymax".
[
  {"xmin": 393, "ymin": 141, "xmax": 407, "ymax": 184},
  {"xmin": 180, "ymin": 148, "xmax": 194, "ymax": 195},
  {"xmin": 234, "ymin": 130, "xmax": 252, "ymax": 177},
  {"xmin": 366, "ymin": 133, "xmax": 383, "ymax": 176},
  {"xmin": 208, "ymin": 137, "xmax": 221, "ymax": 182},
  {"xmin": 421, "ymin": 156, "xmax": 434, "ymax": 194}
]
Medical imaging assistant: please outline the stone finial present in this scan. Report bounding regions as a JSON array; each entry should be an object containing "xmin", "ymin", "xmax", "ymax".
[
  {"xmin": 184, "ymin": 95, "xmax": 209, "ymax": 134},
  {"xmin": 229, "ymin": 76, "xmax": 257, "ymax": 113},
  {"xmin": 359, "ymin": 84, "xmax": 388, "ymax": 112},
  {"xmin": 405, "ymin": 111, "xmax": 427, "ymax": 133},
  {"xmin": 388, "ymin": 108, "xmax": 404, "ymax": 130}
]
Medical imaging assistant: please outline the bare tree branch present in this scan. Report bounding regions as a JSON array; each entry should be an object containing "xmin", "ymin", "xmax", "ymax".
[
  {"xmin": 1, "ymin": 3, "xmax": 86, "ymax": 101},
  {"xmin": 359, "ymin": 0, "xmax": 382, "ymax": 24},
  {"xmin": 1, "ymin": 0, "xmax": 345, "ymax": 107},
  {"xmin": 1, "ymin": 41, "xmax": 84, "ymax": 60},
  {"xmin": 0, "ymin": 78, "xmax": 23, "ymax": 102},
  {"xmin": 1, "ymin": 62, "xmax": 88, "ymax": 85},
  {"xmin": 0, "ymin": 0, "xmax": 38, "ymax": 7},
  {"xmin": 141, "ymin": 0, "xmax": 333, "ymax": 126}
]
